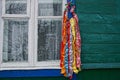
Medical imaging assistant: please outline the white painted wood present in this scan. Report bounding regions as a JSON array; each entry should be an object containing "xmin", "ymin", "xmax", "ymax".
[
  {"xmin": 2, "ymin": 0, "xmax": 5, "ymax": 15},
  {"xmin": 37, "ymin": 16, "xmax": 62, "ymax": 19},
  {"xmin": 62, "ymin": 0, "xmax": 67, "ymax": 15},
  {"xmin": 34, "ymin": 0, "xmax": 38, "ymax": 67},
  {"xmin": 0, "ymin": 62, "xmax": 60, "ymax": 70},
  {"xmin": 2, "ymin": 15, "xmax": 30, "ymax": 18},
  {"xmin": 1, "ymin": 62, "xmax": 30, "ymax": 68},
  {"xmin": 5, "ymin": 0, "xmax": 27, "ymax": 3},
  {"xmin": 27, "ymin": 0, "xmax": 30, "ymax": 16},
  {"xmin": 28, "ymin": 0, "xmax": 35, "ymax": 67},
  {"xmin": 0, "ymin": 0, "xmax": 3, "ymax": 68},
  {"xmin": 0, "ymin": 60, "xmax": 60, "ymax": 70},
  {"xmin": 0, "ymin": 19, "xmax": 5, "ymax": 66}
]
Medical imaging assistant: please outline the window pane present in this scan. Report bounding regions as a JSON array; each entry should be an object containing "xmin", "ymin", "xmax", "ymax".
[
  {"xmin": 37, "ymin": 19, "xmax": 61, "ymax": 61},
  {"xmin": 2, "ymin": 19, "xmax": 28, "ymax": 62},
  {"xmin": 38, "ymin": 0, "xmax": 62, "ymax": 16},
  {"xmin": 5, "ymin": 0, "xmax": 27, "ymax": 14}
]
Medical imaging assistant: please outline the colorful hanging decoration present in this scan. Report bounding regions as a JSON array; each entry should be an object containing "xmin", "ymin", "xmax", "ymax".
[{"xmin": 60, "ymin": 0, "xmax": 81, "ymax": 79}]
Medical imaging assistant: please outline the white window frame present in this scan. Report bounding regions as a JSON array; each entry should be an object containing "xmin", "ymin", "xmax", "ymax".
[
  {"xmin": 0, "ymin": 0, "xmax": 33, "ymax": 70},
  {"xmin": 34, "ymin": 0, "xmax": 66, "ymax": 69},
  {"xmin": 0, "ymin": 0, "xmax": 66, "ymax": 70}
]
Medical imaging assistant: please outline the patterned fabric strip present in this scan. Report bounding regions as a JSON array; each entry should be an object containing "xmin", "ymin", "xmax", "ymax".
[{"xmin": 60, "ymin": 0, "xmax": 81, "ymax": 79}]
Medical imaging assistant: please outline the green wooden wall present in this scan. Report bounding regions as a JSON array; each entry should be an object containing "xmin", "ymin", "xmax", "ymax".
[
  {"xmin": 1, "ymin": 0, "xmax": 120, "ymax": 80},
  {"xmin": 77, "ymin": 0, "xmax": 120, "ymax": 69}
]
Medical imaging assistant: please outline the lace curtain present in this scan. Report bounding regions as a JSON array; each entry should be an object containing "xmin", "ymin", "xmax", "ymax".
[
  {"xmin": 38, "ymin": 0, "xmax": 62, "ymax": 16},
  {"xmin": 5, "ymin": 0, "xmax": 27, "ymax": 14},
  {"xmin": 37, "ymin": 19, "xmax": 61, "ymax": 61},
  {"xmin": 3, "ymin": 19, "xmax": 28, "ymax": 62},
  {"xmin": 37, "ymin": 0, "xmax": 62, "ymax": 61}
]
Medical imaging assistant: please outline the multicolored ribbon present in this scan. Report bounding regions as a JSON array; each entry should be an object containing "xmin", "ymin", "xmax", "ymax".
[{"xmin": 60, "ymin": 0, "xmax": 81, "ymax": 79}]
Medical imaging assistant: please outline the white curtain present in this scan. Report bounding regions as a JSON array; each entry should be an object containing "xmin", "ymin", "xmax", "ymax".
[
  {"xmin": 5, "ymin": 0, "xmax": 27, "ymax": 14},
  {"xmin": 38, "ymin": 0, "xmax": 62, "ymax": 16},
  {"xmin": 37, "ymin": 0, "xmax": 62, "ymax": 61},
  {"xmin": 37, "ymin": 19, "xmax": 61, "ymax": 61},
  {"xmin": 3, "ymin": 19, "xmax": 28, "ymax": 62}
]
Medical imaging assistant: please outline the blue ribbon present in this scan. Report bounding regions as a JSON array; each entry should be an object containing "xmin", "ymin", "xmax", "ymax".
[
  {"xmin": 67, "ymin": 0, "xmax": 75, "ymax": 19},
  {"xmin": 68, "ymin": 10, "xmax": 73, "ymax": 19},
  {"xmin": 67, "ymin": 0, "xmax": 75, "ymax": 5},
  {"xmin": 65, "ymin": 43, "xmax": 69, "ymax": 77}
]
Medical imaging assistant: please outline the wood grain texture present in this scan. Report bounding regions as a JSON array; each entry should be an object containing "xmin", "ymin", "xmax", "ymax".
[{"xmin": 76, "ymin": 0, "xmax": 120, "ymax": 68}]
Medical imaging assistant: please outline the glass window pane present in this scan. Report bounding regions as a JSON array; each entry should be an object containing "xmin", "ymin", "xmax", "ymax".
[
  {"xmin": 2, "ymin": 19, "xmax": 28, "ymax": 62},
  {"xmin": 38, "ymin": 0, "xmax": 62, "ymax": 16},
  {"xmin": 37, "ymin": 19, "xmax": 61, "ymax": 61},
  {"xmin": 5, "ymin": 0, "xmax": 27, "ymax": 14}
]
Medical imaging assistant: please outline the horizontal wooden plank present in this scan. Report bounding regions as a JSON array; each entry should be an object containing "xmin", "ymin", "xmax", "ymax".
[
  {"xmin": 77, "ymin": 14, "xmax": 120, "ymax": 24},
  {"xmin": 82, "ymin": 44, "xmax": 120, "ymax": 53},
  {"xmin": 81, "ymin": 54, "xmax": 120, "ymax": 63},
  {"xmin": 76, "ymin": 1, "xmax": 117, "ymax": 14},
  {"xmin": 81, "ymin": 33, "xmax": 120, "ymax": 44},
  {"xmin": 116, "ymin": 0, "xmax": 120, "ymax": 14},
  {"xmin": 81, "ymin": 52, "xmax": 120, "ymax": 55},
  {"xmin": 82, "ymin": 63, "xmax": 120, "ymax": 69},
  {"xmin": 80, "ymin": 23, "xmax": 120, "ymax": 33},
  {"xmin": 76, "ymin": 0, "xmax": 115, "ymax": 4}
]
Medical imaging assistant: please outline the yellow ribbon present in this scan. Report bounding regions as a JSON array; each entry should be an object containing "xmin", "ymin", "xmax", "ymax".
[{"xmin": 70, "ymin": 18, "xmax": 79, "ymax": 74}]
